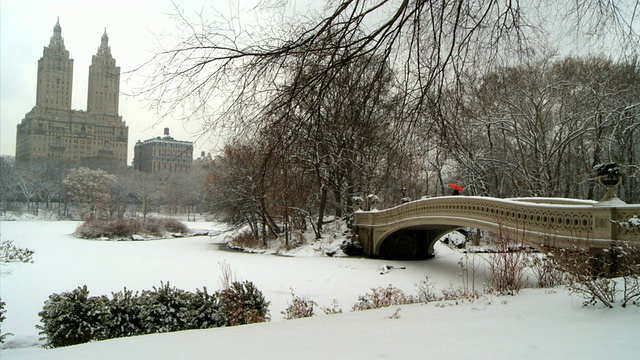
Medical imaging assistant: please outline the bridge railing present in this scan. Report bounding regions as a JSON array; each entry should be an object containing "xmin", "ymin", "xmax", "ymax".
[{"xmin": 352, "ymin": 196, "xmax": 640, "ymax": 248}]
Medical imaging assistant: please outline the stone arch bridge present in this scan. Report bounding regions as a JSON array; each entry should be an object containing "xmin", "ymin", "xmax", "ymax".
[{"xmin": 351, "ymin": 196, "xmax": 640, "ymax": 260}]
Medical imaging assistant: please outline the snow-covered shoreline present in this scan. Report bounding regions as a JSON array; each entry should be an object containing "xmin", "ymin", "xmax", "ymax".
[{"xmin": 1, "ymin": 220, "xmax": 638, "ymax": 359}]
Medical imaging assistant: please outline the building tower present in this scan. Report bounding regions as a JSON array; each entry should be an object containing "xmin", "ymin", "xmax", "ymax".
[
  {"xmin": 15, "ymin": 20, "xmax": 128, "ymax": 168},
  {"xmin": 35, "ymin": 17, "xmax": 74, "ymax": 111},
  {"xmin": 87, "ymin": 28, "xmax": 120, "ymax": 116}
]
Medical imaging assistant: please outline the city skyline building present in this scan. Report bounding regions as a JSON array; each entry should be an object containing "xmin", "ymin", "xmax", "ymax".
[
  {"xmin": 36, "ymin": 18, "xmax": 73, "ymax": 111},
  {"xmin": 133, "ymin": 128, "xmax": 193, "ymax": 173},
  {"xmin": 15, "ymin": 19, "xmax": 128, "ymax": 168},
  {"xmin": 87, "ymin": 29, "xmax": 120, "ymax": 117}
]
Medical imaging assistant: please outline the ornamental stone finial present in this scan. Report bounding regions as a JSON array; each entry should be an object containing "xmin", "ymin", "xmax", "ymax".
[
  {"xmin": 367, "ymin": 194, "xmax": 379, "ymax": 211},
  {"xmin": 352, "ymin": 196, "xmax": 363, "ymax": 211}
]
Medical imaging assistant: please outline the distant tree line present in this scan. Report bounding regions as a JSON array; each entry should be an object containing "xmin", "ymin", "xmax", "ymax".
[
  {"xmin": 0, "ymin": 157, "xmax": 208, "ymax": 220},
  {"xmin": 449, "ymin": 56, "xmax": 640, "ymax": 199},
  {"xmin": 2, "ymin": 56, "xmax": 638, "ymax": 245}
]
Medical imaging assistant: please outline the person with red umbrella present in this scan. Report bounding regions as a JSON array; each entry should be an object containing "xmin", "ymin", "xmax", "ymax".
[{"xmin": 448, "ymin": 183, "xmax": 463, "ymax": 195}]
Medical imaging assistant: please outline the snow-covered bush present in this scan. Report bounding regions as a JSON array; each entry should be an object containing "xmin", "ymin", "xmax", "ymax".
[
  {"xmin": 615, "ymin": 215, "xmax": 640, "ymax": 235},
  {"xmin": 0, "ymin": 240, "xmax": 35, "ymax": 265},
  {"xmin": 351, "ymin": 285, "xmax": 416, "ymax": 311},
  {"xmin": 415, "ymin": 276, "xmax": 440, "ymax": 303},
  {"xmin": 593, "ymin": 162, "xmax": 627, "ymax": 176},
  {"xmin": 112, "ymin": 218, "xmax": 144, "ymax": 236},
  {"xmin": 36, "ymin": 280, "xmax": 264, "ymax": 348},
  {"xmin": 0, "ymin": 298, "xmax": 10, "ymax": 344},
  {"xmin": 76, "ymin": 218, "xmax": 143, "ymax": 238},
  {"xmin": 559, "ymin": 247, "xmax": 619, "ymax": 308},
  {"xmin": 228, "ymin": 229, "xmax": 261, "ymax": 250},
  {"xmin": 216, "ymin": 280, "xmax": 271, "ymax": 326},
  {"xmin": 528, "ymin": 253, "xmax": 568, "ymax": 289},
  {"xmin": 103, "ymin": 288, "xmax": 144, "ymax": 339},
  {"xmin": 340, "ymin": 235, "xmax": 363, "ymax": 256},
  {"xmin": 545, "ymin": 241, "xmax": 640, "ymax": 308},
  {"xmin": 485, "ymin": 227, "xmax": 528, "ymax": 294},
  {"xmin": 189, "ymin": 287, "xmax": 224, "ymax": 329},
  {"xmin": 281, "ymin": 289, "xmax": 317, "ymax": 320},
  {"xmin": 37, "ymin": 286, "xmax": 109, "ymax": 348},
  {"xmin": 321, "ymin": 299, "xmax": 343, "ymax": 315},
  {"xmin": 415, "ymin": 276, "xmax": 481, "ymax": 304},
  {"xmin": 143, "ymin": 217, "xmax": 189, "ymax": 235},
  {"xmin": 126, "ymin": 284, "xmax": 222, "ymax": 334},
  {"xmin": 75, "ymin": 217, "xmax": 189, "ymax": 239},
  {"xmin": 1, "ymin": 241, "xmax": 34, "ymax": 342},
  {"xmin": 137, "ymin": 282, "xmax": 195, "ymax": 334}
]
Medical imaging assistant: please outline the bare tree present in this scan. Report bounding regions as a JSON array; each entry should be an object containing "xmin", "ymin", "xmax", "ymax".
[
  {"xmin": 554, "ymin": 57, "xmax": 640, "ymax": 201},
  {"xmin": 449, "ymin": 55, "xmax": 639, "ymax": 199},
  {"xmin": 137, "ymin": 1, "xmax": 638, "ymax": 137},
  {"xmin": 122, "ymin": 171, "xmax": 163, "ymax": 219},
  {"xmin": 14, "ymin": 165, "xmax": 48, "ymax": 215},
  {"xmin": 203, "ymin": 140, "xmax": 271, "ymax": 244},
  {"xmin": 0, "ymin": 157, "xmax": 18, "ymax": 215},
  {"xmin": 63, "ymin": 168, "xmax": 117, "ymax": 219}
]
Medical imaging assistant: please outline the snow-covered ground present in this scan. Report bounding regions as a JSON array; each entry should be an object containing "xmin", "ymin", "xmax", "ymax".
[{"xmin": 1, "ymin": 220, "xmax": 638, "ymax": 359}]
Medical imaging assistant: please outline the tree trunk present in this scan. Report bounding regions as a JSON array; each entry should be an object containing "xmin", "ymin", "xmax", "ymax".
[
  {"xmin": 588, "ymin": 113, "xmax": 603, "ymax": 200},
  {"xmin": 333, "ymin": 187, "xmax": 342, "ymax": 218},
  {"xmin": 259, "ymin": 197, "xmax": 268, "ymax": 247},
  {"xmin": 316, "ymin": 185, "xmax": 327, "ymax": 239}
]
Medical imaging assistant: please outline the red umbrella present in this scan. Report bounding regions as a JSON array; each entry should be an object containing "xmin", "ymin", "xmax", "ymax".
[{"xmin": 448, "ymin": 183, "xmax": 464, "ymax": 192}]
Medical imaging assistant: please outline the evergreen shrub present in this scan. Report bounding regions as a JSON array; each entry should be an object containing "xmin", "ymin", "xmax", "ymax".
[
  {"xmin": 36, "ymin": 286, "xmax": 109, "ymax": 348},
  {"xmin": 189, "ymin": 287, "xmax": 224, "ymax": 329},
  {"xmin": 103, "ymin": 288, "xmax": 144, "ymax": 338},
  {"xmin": 37, "ymin": 281, "xmax": 268, "ymax": 348},
  {"xmin": 137, "ymin": 282, "xmax": 199, "ymax": 334},
  {"xmin": 0, "ymin": 297, "xmax": 10, "ymax": 344}
]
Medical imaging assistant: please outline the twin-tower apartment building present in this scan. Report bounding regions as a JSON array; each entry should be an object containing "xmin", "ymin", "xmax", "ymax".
[{"xmin": 15, "ymin": 20, "xmax": 193, "ymax": 173}]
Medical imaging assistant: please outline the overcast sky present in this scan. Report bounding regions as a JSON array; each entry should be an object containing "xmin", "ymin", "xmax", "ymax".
[{"xmin": 0, "ymin": 0, "xmax": 250, "ymax": 163}]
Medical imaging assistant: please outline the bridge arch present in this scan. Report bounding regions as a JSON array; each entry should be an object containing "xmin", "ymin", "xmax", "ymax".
[
  {"xmin": 352, "ymin": 196, "xmax": 640, "ymax": 260},
  {"xmin": 376, "ymin": 228, "xmax": 458, "ymax": 260},
  {"xmin": 374, "ymin": 216, "xmax": 505, "ymax": 259}
]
